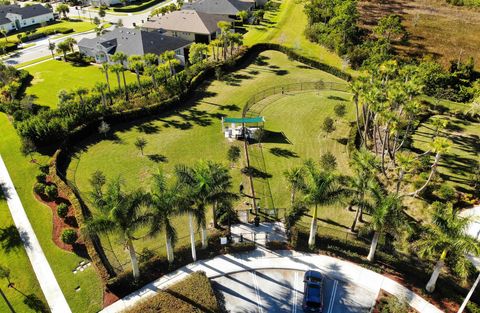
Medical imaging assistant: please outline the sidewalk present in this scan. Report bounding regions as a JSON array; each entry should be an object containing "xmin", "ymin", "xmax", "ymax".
[
  {"xmin": 100, "ymin": 248, "xmax": 443, "ymax": 313},
  {"xmin": 0, "ymin": 155, "xmax": 71, "ymax": 313}
]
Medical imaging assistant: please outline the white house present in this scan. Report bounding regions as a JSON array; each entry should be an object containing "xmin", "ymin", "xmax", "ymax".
[{"xmin": 0, "ymin": 4, "xmax": 54, "ymax": 32}]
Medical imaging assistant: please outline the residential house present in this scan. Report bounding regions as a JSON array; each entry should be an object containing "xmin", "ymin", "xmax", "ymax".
[
  {"xmin": 0, "ymin": 4, "xmax": 54, "ymax": 32},
  {"xmin": 78, "ymin": 27, "xmax": 192, "ymax": 65},
  {"xmin": 142, "ymin": 10, "xmax": 233, "ymax": 43},
  {"xmin": 182, "ymin": 0, "xmax": 256, "ymax": 19}
]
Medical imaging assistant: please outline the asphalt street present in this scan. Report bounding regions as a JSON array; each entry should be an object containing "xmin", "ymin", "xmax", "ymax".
[{"xmin": 212, "ymin": 269, "xmax": 376, "ymax": 313}]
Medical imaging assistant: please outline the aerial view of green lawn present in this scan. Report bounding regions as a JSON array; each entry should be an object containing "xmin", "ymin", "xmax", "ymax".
[{"xmin": 1, "ymin": 0, "xmax": 480, "ymax": 311}]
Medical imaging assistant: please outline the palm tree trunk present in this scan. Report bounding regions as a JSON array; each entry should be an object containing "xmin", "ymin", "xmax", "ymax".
[
  {"xmin": 354, "ymin": 98, "xmax": 364, "ymax": 145},
  {"xmin": 116, "ymin": 73, "xmax": 121, "ymax": 91},
  {"xmin": 367, "ymin": 231, "xmax": 380, "ymax": 261},
  {"xmin": 0, "ymin": 287, "xmax": 14, "ymax": 313},
  {"xmin": 165, "ymin": 232, "xmax": 174, "ymax": 263},
  {"xmin": 426, "ymin": 259, "xmax": 444, "ymax": 293},
  {"xmin": 350, "ymin": 206, "xmax": 360, "ymax": 232},
  {"xmin": 409, "ymin": 152, "xmax": 440, "ymax": 197},
  {"xmin": 290, "ymin": 188, "xmax": 295, "ymax": 207},
  {"xmin": 126, "ymin": 238, "xmax": 140, "ymax": 280},
  {"xmin": 396, "ymin": 169, "xmax": 405, "ymax": 195},
  {"xmin": 201, "ymin": 223, "xmax": 208, "ymax": 249},
  {"xmin": 189, "ymin": 212, "xmax": 197, "ymax": 261},
  {"xmin": 308, "ymin": 204, "xmax": 318, "ymax": 248},
  {"xmin": 122, "ymin": 72, "xmax": 129, "ymax": 101},
  {"xmin": 212, "ymin": 201, "xmax": 218, "ymax": 228}
]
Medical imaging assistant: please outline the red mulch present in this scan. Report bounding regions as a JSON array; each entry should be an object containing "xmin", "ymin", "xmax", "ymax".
[{"xmin": 103, "ymin": 289, "xmax": 120, "ymax": 307}]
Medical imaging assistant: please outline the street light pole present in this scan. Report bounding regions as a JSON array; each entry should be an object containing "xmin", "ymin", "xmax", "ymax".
[{"xmin": 458, "ymin": 272, "xmax": 480, "ymax": 313}]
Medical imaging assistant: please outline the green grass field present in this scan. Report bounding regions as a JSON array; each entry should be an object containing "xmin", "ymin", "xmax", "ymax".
[
  {"xmin": 0, "ymin": 200, "xmax": 46, "ymax": 312},
  {"xmin": 0, "ymin": 114, "xmax": 103, "ymax": 313},
  {"xmin": 243, "ymin": 0, "xmax": 356, "ymax": 76},
  {"xmin": 26, "ymin": 59, "xmax": 137, "ymax": 108},
  {"xmin": 66, "ymin": 50, "xmax": 356, "ymax": 266}
]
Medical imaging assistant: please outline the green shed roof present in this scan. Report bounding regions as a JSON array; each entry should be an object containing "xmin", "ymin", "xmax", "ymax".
[{"xmin": 223, "ymin": 117, "xmax": 264, "ymax": 124}]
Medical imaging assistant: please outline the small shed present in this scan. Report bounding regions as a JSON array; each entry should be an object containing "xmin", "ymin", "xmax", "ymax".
[{"xmin": 221, "ymin": 116, "xmax": 265, "ymax": 140}]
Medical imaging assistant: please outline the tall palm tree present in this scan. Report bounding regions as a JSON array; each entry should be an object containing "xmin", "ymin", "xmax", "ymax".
[
  {"xmin": 100, "ymin": 63, "xmax": 112, "ymax": 95},
  {"xmin": 145, "ymin": 65, "xmax": 159, "ymax": 90},
  {"xmin": 64, "ymin": 37, "xmax": 77, "ymax": 53},
  {"xmin": 395, "ymin": 152, "xmax": 416, "ymax": 194},
  {"xmin": 408, "ymin": 137, "xmax": 452, "ymax": 197},
  {"xmin": 175, "ymin": 161, "xmax": 236, "ymax": 231},
  {"xmin": 128, "ymin": 55, "xmax": 144, "ymax": 91},
  {"xmin": 415, "ymin": 202, "xmax": 480, "ymax": 292},
  {"xmin": 365, "ymin": 187, "xmax": 404, "ymax": 262},
  {"xmin": 147, "ymin": 172, "xmax": 178, "ymax": 264},
  {"xmin": 75, "ymin": 87, "xmax": 89, "ymax": 112},
  {"xmin": 110, "ymin": 64, "xmax": 123, "ymax": 93},
  {"xmin": 283, "ymin": 166, "xmax": 305, "ymax": 207},
  {"xmin": 94, "ymin": 82, "xmax": 108, "ymax": 108},
  {"xmin": 160, "ymin": 50, "xmax": 177, "ymax": 76},
  {"xmin": 302, "ymin": 160, "xmax": 345, "ymax": 248},
  {"xmin": 111, "ymin": 52, "xmax": 129, "ymax": 100},
  {"xmin": 346, "ymin": 173, "xmax": 374, "ymax": 232},
  {"xmin": 85, "ymin": 179, "xmax": 149, "ymax": 280}
]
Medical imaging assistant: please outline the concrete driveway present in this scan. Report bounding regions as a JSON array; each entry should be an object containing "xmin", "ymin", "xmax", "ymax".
[{"xmin": 212, "ymin": 269, "xmax": 376, "ymax": 313}]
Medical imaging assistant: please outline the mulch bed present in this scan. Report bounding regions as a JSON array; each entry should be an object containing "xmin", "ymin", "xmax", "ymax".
[
  {"xmin": 35, "ymin": 179, "xmax": 88, "ymax": 258},
  {"xmin": 103, "ymin": 289, "xmax": 120, "ymax": 307},
  {"xmin": 373, "ymin": 290, "xmax": 418, "ymax": 313}
]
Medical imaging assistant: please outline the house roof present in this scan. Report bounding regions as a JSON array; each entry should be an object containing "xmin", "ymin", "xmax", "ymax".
[
  {"xmin": 0, "ymin": 4, "xmax": 52, "ymax": 19},
  {"xmin": 0, "ymin": 16, "xmax": 11, "ymax": 25},
  {"xmin": 78, "ymin": 27, "xmax": 191, "ymax": 56},
  {"xmin": 182, "ymin": 0, "xmax": 255, "ymax": 16},
  {"xmin": 142, "ymin": 10, "xmax": 233, "ymax": 35}
]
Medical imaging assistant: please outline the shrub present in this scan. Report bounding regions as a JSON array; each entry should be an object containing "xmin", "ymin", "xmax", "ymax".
[
  {"xmin": 61, "ymin": 229, "xmax": 77, "ymax": 244},
  {"xmin": 33, "ymin": 182, "xmax": 46, "ymax": 196},
  {"xmin": 320, "ymin": 151, "xmax": 337, "ymax": 171},
  {"xmin": 378, "ymin": 295, "xmax": 410, "ymax": 313},
  {"xmin": 322, "ymin": 116, "xmax": 335, "ymax": 133},
  {"xmin": 57, "ymin": 203, "xmax": 69, "ymax": 218},
  {"xmin": 334, "ymin": 103, "xmax": 346, "ymax": 117},
  {"xmin": 113, "ymin": 0, "xmax": 165, "ymax": 12},
  {"xmin": 54, "ymin": 27, "xmax": 73, "ymax": 34},
  {"xmin": 437, "ymin": 184, "xmax": 456, "ymax": 201},
  {"xmin": 35, "ymin": 173, "xmax": 47, "ymax": 183},
  {"xmin": 44, "ymin": 184, "xmax": 58, "ymax": 200},
  {"xmin": 266, "ymin": 240, "xmax": 288, "ymax": 250},
  {"xmin": 224, "ymin": 241, "xmax": 255, "ymax": 253}
]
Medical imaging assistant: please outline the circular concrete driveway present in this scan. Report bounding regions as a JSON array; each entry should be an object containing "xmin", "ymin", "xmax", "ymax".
[{"xmin": 212, "ymin": 269, "xmax": 376, "ymax": 313}]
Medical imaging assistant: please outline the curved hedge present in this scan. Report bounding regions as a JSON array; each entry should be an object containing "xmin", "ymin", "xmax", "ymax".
[{"xmin": 113, "ymin": 0, "xmax": 165, "ymax": 12}]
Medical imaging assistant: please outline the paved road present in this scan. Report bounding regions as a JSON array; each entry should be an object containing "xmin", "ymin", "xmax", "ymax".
[
  {"xmin": 0, "ymin": 155, "xmax": 71, "ymax": 313},
  {"xmin": 213, "ymin": 269, "xmax": 375, "ymax": 313}
]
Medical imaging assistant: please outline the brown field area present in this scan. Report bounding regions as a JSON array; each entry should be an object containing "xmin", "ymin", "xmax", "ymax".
[{"xmin": 359, "ymin": 0, "xmax": 480, "ymax": 69}]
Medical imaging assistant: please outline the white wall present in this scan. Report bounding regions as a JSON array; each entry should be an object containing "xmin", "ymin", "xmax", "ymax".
[
  {"xmin": 20, "ymin": 13, "xmax": 54, "ymax": 28},
  {"xmin": 0, "ymin": 22, "xmax": 15, "ymax": 32},
  {"xmin": 164, "ymin": 30, "xmax": 196, "ymax": 42}
]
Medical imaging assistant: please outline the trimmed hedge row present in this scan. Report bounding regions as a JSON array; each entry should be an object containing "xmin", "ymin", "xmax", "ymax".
[
  {"xmin": 113, "ymin": 0, "xmax": 165, "ymax": 12},
  {"xmin": 18, "ymin": 27, "xmax": 74, "ymax": 43}
]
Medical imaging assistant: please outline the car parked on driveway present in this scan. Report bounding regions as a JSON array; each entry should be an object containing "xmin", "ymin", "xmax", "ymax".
[{"xmin": 302, "ymin": 270, "xmax": 324, "ymax": 312}]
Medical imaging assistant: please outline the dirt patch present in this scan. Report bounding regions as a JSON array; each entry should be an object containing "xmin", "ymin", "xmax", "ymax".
[
  {"xmin": 358, "ymin": 0, "xmax": 480, "ymax": 69},
  {"xmin": 103, "ymin": 289, "xmax": 120, "ymax": 307}
]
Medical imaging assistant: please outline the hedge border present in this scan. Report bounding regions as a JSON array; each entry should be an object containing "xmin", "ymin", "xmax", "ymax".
[{"xmin": 113, "ymin": 0, "xmax": 165, "ymax": 12}]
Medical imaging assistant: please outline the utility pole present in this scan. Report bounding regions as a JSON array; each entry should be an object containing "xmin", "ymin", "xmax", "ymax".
[
  {"xmin": 242, "ymin": 122, "xmax": 259, "ymax": 226},
  {"xmin": 458, "ymin": 271, "xmax": 480, "ymax": 313}
]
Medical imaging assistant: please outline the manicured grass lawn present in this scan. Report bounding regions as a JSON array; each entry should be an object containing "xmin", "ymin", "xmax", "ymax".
[
  {"xmin": 0, "ymin": 114, "xmax": 103, "ymax": 313},
  {"xmin": 0, "ymin": 20, "xmax": 96, "ymax": 44},
  {"xmin": 243, "ymin": 0, "xmax": 356, "ymax": 76},
  {"xmin": 0, "ymin": 200, "xmax": 46, "ymax": 312},
  {"xmin": 67, "ymin": 50, "xmax": 355, "ymax": 266},
  {"xmin": 26, "ymin": 59, "xmax": 137, "ymax": 108}
]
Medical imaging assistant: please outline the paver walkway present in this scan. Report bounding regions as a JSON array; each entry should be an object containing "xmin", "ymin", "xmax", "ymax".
[
  {"xmin": 0, "ymin": 155, "xmax": 71, "ymax": 313},
  {"xmin": 100, "ymin": 248, "xmax": 443, "ymax": 313}
]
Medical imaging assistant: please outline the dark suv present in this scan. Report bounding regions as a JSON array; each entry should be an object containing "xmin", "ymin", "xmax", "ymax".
[{"xmin": 302, "ymin": 270, "xmax": 324, "ymax": 312}]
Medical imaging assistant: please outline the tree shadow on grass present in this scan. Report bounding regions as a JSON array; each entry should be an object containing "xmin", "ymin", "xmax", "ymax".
[
  {"xmin": 269, "ymin": 147, "xmax": 298, "ymax": 158},
  {"xmin": 147, "ymin": 154, "xmax": 168, "ymax": 163},
  {"xmin": 262, "ymin": 130, "xmax": 292, "ymax": 144},
  {"xmin": 241, "ymin": 166, "xmax": 272, "ymax": 179},
  {"xmin": 0, "ymin": 225, "xmax": 23, "ymax": 253},
  {"xmin": 136, "ymin": 122, "xmax": 160, "ymax": 134},
  {"xmin": 327, "ymin": 95, "xmax": 348, "ymax": 102}
]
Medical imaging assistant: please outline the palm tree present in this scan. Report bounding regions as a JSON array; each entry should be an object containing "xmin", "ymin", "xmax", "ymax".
[
  {"xmin": 48, "ymin": 41, "xmax": 55, "ymax": 59},
  {"xmin": 100, "ymin": 63, "xmax": 112, "ymax": 95},
  {"xmin": 302, "ymin": 160, "xmax": 345, "ymax": 248},
  {"xmin": 145, "ymin": 65, "xmax": 159, "ymax": 90},
  {"xmin": 160, "ymin": 50, "xmax": 177, "ymax": 76},
  {"xmin": 237, "ymin": 10, "xmax": 249, "ymax": 24},
  {"xmin": 64, "ymin": 37, "xmax": 77, "ymax": 53},
  {"xmin": 75, "ymin": 87, "xmax": 89, "ymax": 111},
  {"xmin": 0, "ymin": 29, "xmax": 8, "ymax": 43},
  {"xmin": 217, "ymin": 21, "xmax": 231, "ymax": 60},
  {"xmin": 128, "ymin": 55, "xmax": 144, "ymax": 90},
  {"xmin": 56, "ymin": 41, "xmax": 70, "ymax": 61},
  {"xmin": 415, "ymin": 202, "xmax": 480, "ymax": 292},
  {"xmin": 466, "ymin": 96, "xmax": 480, "ymax": 118},
  {"xmin": 147, "ymin": 172, "xmax": 178, "ymax": 264},
  {"xmin": 283, "ymin": 166, "xmax": 305, "ymax": 207},
  {"xmin": 110, "ymin": 63, "xmax": 123, "ymax": 93},
  {"xmin": 175, "ymin": 161, "xmax": 236, "ymax": 231},
  {"xmin": 56, "ymin": 4, "xmax": 70, "ymax": 19},
  {"xmin": 408, "ymin": 137, "xmax": 452, "ymax": 197},
  {"xmin": 346, "ymin": 173, "xmax": 374, "ymax": 232},
  {"xmin": 94, "ymin": 82, "xmax": 108, "ymax": 108},
  {"xmin": 85, "ymin": 179, "xmax": 149, "ymax": 280},
  {"xmin": 365, "ymin": 188, "xmax": 404, "ymax": 261},
  {"xmin": 143, "ymin": 53, "xmax": 158, "ymax": 66},
  {"xmin": 111, "ymin": 52, "xmax": 129, "ymax": 100},
  {"xmin": 395, "ymin": 152, "xmax": 416, "ymax": 194}
]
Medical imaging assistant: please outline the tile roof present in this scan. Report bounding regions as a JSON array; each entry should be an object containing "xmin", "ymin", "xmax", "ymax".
[{"xmin": 142, "ymin": 10, "xmax": 233, "ymax": 34}]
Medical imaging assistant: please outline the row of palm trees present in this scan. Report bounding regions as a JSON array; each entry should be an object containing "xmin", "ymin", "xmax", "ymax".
[
  {"xmin": 84, "ymin": 161, "xmax": 236, "ymax": 280},
  {"xmin": 284, "ymin": 150, "xmax": 480, "ymax": 292}
]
